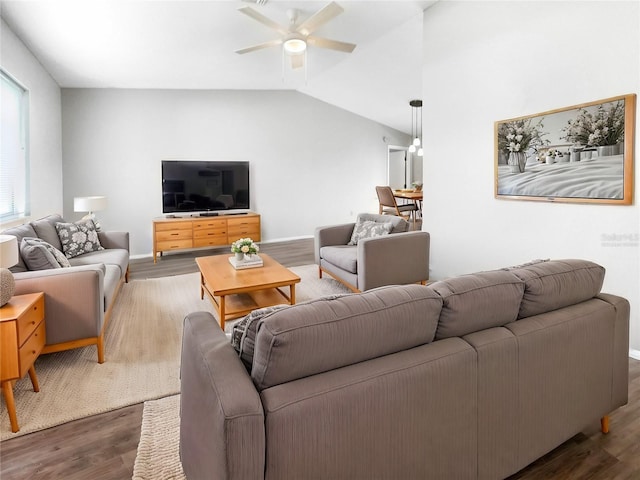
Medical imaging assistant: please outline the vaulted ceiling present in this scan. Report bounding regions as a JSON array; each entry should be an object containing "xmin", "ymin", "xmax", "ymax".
[{"xmin": 0, "ymin": 0, "xmax": 435, "ymax": 133}]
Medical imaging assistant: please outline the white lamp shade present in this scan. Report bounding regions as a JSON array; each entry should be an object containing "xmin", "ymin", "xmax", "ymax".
[
  {"xmin": 74, "ymin": 196, "xmax": 107, "ymax": 213},
  {"xmin": 0, "ymin": 235, "xmax": 19, "ymax": 269}
]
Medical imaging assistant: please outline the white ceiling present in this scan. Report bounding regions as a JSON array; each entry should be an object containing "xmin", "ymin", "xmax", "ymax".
[{"xmin": 0, "ymin": 0, "xmax": 434, "ymax": 133}]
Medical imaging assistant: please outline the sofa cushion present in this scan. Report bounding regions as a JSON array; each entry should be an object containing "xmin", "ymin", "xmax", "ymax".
[
  {"xmin": 231, "ymin": 304, "xmax": 291, "ymax": 371},
  {"xmin": 20, "ymin": 237, "xmax": 71, "ymax": 270},
  {"xmin": 356, "ymin": 213, "xmax": 408, "ymax": 234},
  {"xmin": 347, "ymin": 219, "xmax": 393, "ymax": 245},
  {"xmin": 251, "ymin": 284, "xmax": 443, "ymax": 390},
  {"xmin": 320, "ymin": 245, "xmax": 357, "ymax": 274},
  {"xmin": 56, "ymin": 219, "xmax": 104, "ymax": 259},
  {"xmin": 68, "ymin": 248, "xmax": 129, "ymax": 279},
  {"xmin": 432, "ymin": 270, "xmax": 525, "ymax": 340},
  {"xmin": 30, "ymin": 214, "xmax": 64, "ymax": 251},
  {"xmin": 0, "ymin": 224, "xmax": 37, "ymax": 273},
  {"xmin": 507, "ymin": 259, "xmax": 605, "ymax": 318}
]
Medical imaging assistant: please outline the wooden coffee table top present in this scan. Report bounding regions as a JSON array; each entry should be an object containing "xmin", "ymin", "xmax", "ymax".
[{"xmin": 195, "ymin": 253, "xmax": 300, "ymax": 296}]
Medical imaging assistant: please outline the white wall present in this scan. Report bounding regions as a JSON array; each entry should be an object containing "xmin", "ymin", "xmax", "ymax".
[
  {"xmin": 421, "ymin": 1, "xmax": 640, "ymax": 353},
  {"xmin": 0, "ymin": 18, "xmax": 62, "ymax": 222},
  {"xmin": 61, "ymin": 89, "xmax": 409, "ymax": 256}
]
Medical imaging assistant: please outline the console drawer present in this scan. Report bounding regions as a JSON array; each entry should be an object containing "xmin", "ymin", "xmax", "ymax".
[
  {"xmin": 157, "ymin": 239, "xmax": 193, "ymax": 251},
  {"xmin": 193, "ymin": 227, "xmax": 227, "ymax": 239},
  {"xmin": 156, "ymin": 229, "xmax": 193, "ymax": 242},
  {"xmin": 155, "ymin": 221, "xmax": 192, "ymax": 232},
  {"xmin": 194, "ymin": 237, "xmax": 229, "ymax": 247}
]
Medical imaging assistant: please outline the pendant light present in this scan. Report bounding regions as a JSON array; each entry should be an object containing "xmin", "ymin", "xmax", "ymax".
[{"xmin": 408, "ymin": 99, "xmax": 423, "ymax": 156}]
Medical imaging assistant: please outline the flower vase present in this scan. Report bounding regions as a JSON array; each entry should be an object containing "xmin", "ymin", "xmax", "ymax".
[
  {"xmin": 507, "ymin": 151, "xmax": 527, "ymax": 173},
  {"xmin": 545, "ymin": 155, "xmax": 554, "ymax": 165},
  {"xmin": 235, "ymin": 252, "xmax": 244, "ymax": 262}
]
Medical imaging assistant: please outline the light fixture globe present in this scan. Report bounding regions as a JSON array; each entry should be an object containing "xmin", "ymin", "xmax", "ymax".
[
  {"xmin": 283, "ymin": 36, "xmax": 307, "ymax": 54},
  {"xmin": 408, "ymin": 99, "xmax": 423, "ymax": 155}
]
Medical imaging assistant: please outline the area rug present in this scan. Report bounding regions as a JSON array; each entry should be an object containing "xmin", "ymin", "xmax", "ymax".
[
  {"xmin": 0, "ymin": 264, "xmax": 349, "ymax": 440},
  {"xmin": 132, "ymin": 394, "xmax": 185, "ymax": 480}
]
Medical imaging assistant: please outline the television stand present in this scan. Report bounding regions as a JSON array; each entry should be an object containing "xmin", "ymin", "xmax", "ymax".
[{"xmin": 152, "ymin": 212, "xmax": 261, "ymax": 263}]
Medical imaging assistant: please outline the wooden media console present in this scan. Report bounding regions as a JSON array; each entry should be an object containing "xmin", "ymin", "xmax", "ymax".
[{"xmin": 152, "ymin": 212, "xmax": 261, "ymax": 263}]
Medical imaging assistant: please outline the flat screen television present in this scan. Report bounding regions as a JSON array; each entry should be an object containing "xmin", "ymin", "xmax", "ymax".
[{"xmin": 161, "ymin": 160, "xmax": 250, "ymax": 214}]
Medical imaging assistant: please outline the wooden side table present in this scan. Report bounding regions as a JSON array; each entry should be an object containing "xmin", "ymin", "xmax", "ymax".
[{"xmin": 0, "ymin": 292, "xmax": 46, "ymax": 433}]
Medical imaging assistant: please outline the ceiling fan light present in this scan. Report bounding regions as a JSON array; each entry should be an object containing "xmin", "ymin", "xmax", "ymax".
[{"xmin": 284, "ymin": 38, "xmax": 307, "ymax": 54}]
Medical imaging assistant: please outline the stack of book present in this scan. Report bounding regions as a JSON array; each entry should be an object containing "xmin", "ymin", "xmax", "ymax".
[{"xmin": 229, "ymin": 254, "xmax": 264, "ymax": 270}]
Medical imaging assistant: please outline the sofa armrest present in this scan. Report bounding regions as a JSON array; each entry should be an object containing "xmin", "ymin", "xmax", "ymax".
[
  {"xmin": 13, "ymin": 265, "xmax": 105, "ymax": 345},
  {"xmin": 180, "ymin": 312, "xmax": 265, "ymax": 480},
  {"xmin": 98, "ymin": 231, "xmax": 130, "ymax": 252},
  {"xmin": 358, "ymin": 231, "xmax": 430, "ymax": 291},
  {"xmin": 596, "ymin": 293, "xmax": 630, "ymax": 409},
  {"xmin": 314, "ymin": 223, "xmax": 355, "ymax": 264}
]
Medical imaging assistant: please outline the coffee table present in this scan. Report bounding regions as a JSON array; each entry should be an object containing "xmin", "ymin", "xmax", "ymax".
[{"xmin": 196, "ymin": 253, "xmax": 301, "ymax": 330}]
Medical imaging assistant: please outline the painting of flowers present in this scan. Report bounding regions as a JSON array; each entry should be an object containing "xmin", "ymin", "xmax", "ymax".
[{"xmin": 495, "ymin": 94, "xmax": 635, "ymax": 205}]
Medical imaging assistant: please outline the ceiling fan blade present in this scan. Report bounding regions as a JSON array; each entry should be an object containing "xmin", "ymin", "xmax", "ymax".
[
  {"xmin": 307, "ymin": 36, "xmax": 356, "ymax": 53},
  {"xmin": 290, "ymin": 53, "xmax": 305, "ymax": 69},
  {"xmin": 296, "ymin": 2, "xmax": 344, "ymax": 36},
  {"xmin": 237, "ymin": 6, "xmax": 289, "ymax": 35},
  {"xmin": 235, "ymin": 39, "xmax": 283, "ymax": 55}
]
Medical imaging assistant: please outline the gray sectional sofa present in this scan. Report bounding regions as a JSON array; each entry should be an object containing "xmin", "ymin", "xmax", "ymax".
[
  {"xmin": 1, "ymin": 214, "xmax": 129, "ymax": 363},
  {"xmin": 180, "ymin": 259, "xmax": 629, "ymax": 480}
]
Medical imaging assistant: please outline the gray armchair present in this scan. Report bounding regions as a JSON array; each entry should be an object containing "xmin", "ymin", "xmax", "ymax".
[{"xmin": 315, "ymin": 213, "xmax": 430, "ymax": 292}]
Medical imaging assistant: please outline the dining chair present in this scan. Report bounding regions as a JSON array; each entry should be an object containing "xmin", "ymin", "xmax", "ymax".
[{"xmin": 375, "ymin": 186, "xmax": 418, "ymax": 227}]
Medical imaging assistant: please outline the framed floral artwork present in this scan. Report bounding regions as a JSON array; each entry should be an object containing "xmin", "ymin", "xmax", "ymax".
[{"xmin": 494, "ymin": 93, "xmax": 636, "ymax": 204}]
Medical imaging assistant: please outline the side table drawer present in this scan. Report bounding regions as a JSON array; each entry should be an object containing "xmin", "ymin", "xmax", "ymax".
[
  {"xmin": 17, "ymin": 294, "xmax": 45, "ymax": 346},
  {"xmin": 18, "ymin": 320, "xmax": 45, "ymax": 378}
]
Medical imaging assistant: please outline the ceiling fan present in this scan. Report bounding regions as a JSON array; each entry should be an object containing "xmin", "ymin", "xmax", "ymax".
[{"xmin": 235, "ymin": 1, "xmax": 356, "ymax": 69}]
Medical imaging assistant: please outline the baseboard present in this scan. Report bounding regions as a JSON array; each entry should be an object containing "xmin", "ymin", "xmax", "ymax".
[
  {"xmin": 130, "ymin": 235, "xmax": 314, "ymax": 260},
  {"xmin": 630, "ymin": 349, "xmax": 640, "ymax": 360}
]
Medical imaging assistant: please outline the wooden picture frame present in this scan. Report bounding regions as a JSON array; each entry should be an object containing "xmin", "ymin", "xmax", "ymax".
[{"xmin": 494, "ymin": 94, "xmax": 636, "ymax": 204}]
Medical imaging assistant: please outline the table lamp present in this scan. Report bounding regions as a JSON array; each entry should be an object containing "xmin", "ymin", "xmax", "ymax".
[
  {"xmin": 74, "ymin": 196, "xmax": 107, "ymax": 230},
  {"xmin": 0, "ymin": 235, "xmax": 19, "ymax": 307}
]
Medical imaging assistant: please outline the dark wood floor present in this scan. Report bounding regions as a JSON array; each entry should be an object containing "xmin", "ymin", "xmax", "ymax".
[{"xmin": 1, "ymin": 238, "xmax": 639, "ymax": 479}]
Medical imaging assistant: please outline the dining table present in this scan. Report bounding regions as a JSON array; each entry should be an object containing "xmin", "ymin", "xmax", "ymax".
[{"xmin": 393, "ymin": 189, "xmax": 423, "ymax": 219}]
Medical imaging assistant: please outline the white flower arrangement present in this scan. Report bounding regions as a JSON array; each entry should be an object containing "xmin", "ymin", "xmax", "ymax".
[
  {"xmin": 231, "ymin": 237, "xmax": 259, "ymax": 255},
  {"xmin": 561, "ymin": 101, "xmax": 625, "ymax": 147}
]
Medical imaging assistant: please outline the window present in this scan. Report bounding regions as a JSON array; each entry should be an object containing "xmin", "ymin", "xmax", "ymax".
[{"xmin": 1, "ymin": 69, "xmax": 29, "ymax": 223}]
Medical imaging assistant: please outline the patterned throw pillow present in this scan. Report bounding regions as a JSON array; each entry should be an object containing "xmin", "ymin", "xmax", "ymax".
[
  {"xmin": 55, "ymin": 219, "xmax": 104, "ymax": 259},
  {"xmin": 231, "ymin": 304, "xmax": 290, "ymax": 372},
  {"xmin": 347, "ymin": 220, "xmax": 393, "ymax": 245},
  {"xmin": 20, "ymin": 237, "xmax": 71, "ymax": 270}
]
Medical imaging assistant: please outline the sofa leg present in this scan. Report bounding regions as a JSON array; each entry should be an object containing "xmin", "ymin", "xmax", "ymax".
[
  {"xmin": 318, "ymin": 266, "xmax": 323, "ymax": 279},
  {"xmin": 601, "ymin": 415, "xmax": 610, "ymax": 434},
  {"xmin": 125, "ymin": 265, "xmax": 130, "ymax": 283},
  {"xmin": 97, "ymin": 336, "xmax": 105, "ymax": 364}
]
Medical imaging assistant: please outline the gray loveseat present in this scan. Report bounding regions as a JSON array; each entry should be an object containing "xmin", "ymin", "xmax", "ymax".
[
  {"xmin": 180, "ymin": 259, "xmax": 629, "ymax": 480},
  {"xmin": 315, "ymin": 213, "xmax": 430, "ymax": 292},
  {"xmin": 1, "ymin": 214, "xmax": 129, "ymax": 363}
]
